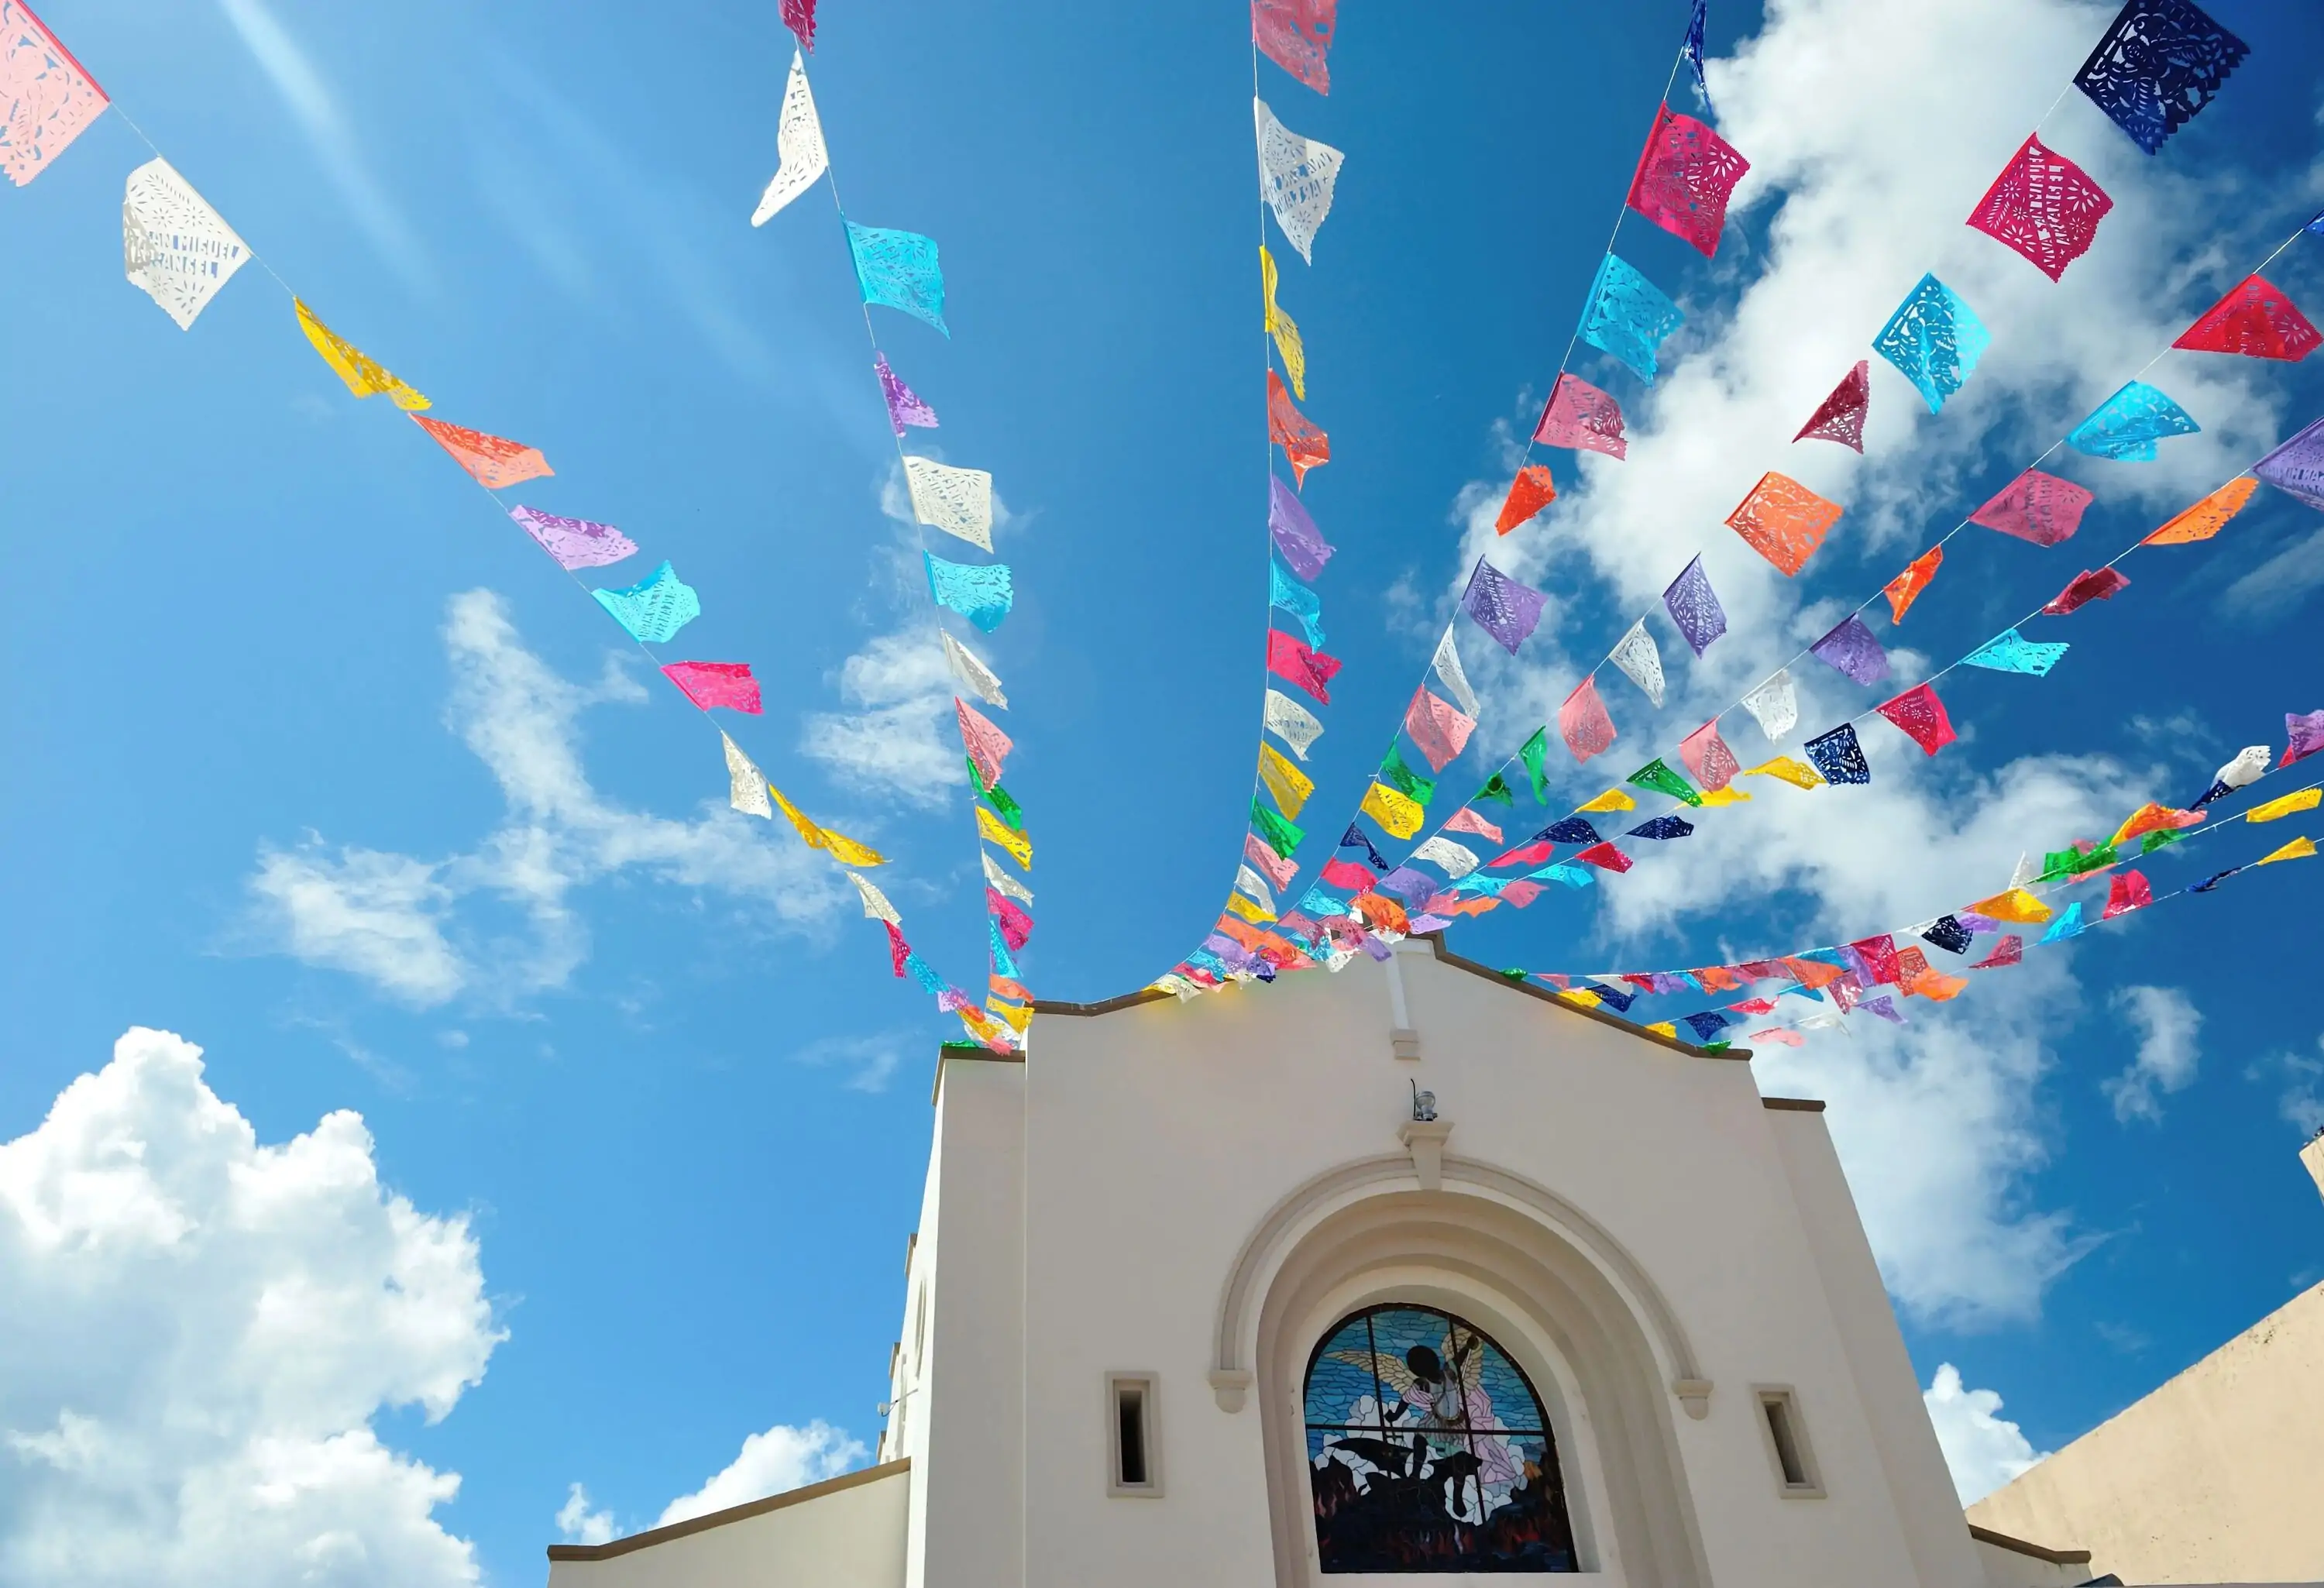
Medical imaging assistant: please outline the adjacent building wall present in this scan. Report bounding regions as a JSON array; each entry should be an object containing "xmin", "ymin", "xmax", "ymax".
[
  {"xmin": 544, "ymin": 1463, "xmax": 909, "ymax": 1588},
  {"xmin": 1968, "ymin": 1281, "xmax": 2324, "ymax": 1586}
]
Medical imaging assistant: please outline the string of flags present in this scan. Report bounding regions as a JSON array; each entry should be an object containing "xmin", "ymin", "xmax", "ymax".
[{"xmin": 4, "ymin": 0, "xmax": 1039, "ymax": 1047}]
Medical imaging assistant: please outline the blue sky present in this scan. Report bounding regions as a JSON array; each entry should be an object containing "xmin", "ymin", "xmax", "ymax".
[{"xmin": 5, "ymin": 0, "xmax": 2324, "ymax": 1579}]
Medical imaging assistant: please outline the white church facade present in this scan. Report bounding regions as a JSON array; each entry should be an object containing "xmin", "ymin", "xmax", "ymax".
[{"xmin": 545, "ymin": 935, "xmax": 2096, "ymax": 1587}]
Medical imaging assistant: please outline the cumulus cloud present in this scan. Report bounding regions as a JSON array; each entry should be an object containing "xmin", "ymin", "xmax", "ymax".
[
  {"xmin": 555, "ymin": 1483, "xmax": 616, "ymax": 1547},
  {"xmin": 2249, "ymin": 1033, "xmax": 2324, "ymax": 1137},
  {"xmin": 1923, "ymin": 1363, "xmax": 2048, "ymax": 1505},
  {"xmin": 0, "ymin": 1027, "xmax": 499, "ymax": 1586},
  {"xmin": 2102, "ymin": 985, "xmax": 2203, "ymax": 1123},
  {"xmin": 246, "ymin": 590, "xmax": 847, "ymax": 1007},
  {"xmin": 801, "ymin": 630, "xmax": 968, "ymax": 806},
  {"xmin": 655, "ymin": 1421, "xmax": 865, "ymax": 1529},
  {"xmin": 792, "ymin": 1032, "xmax": 912, "ymax": 1095}
]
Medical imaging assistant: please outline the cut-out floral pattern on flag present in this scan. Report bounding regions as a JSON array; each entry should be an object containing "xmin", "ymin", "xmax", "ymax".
[
  {"xmin": 295, "ymin": 301, "xmax": 428, "ymax": 409},
  {"xmin": 1629, "ymin": 758, "xmax": 1703, "ymax": 806},
  {"xmin": 414, "ymin": 416, "xmax": 553, "ymax": 488},
  {"xmin": 2257, "ymin": 417, "xmax": 2324, "ymax": 511},
  {"xmin": 2284, "ymin": 710, "xmax": 2324, "ymax": 765},
  {"xmin": 1413, "ymin": 837, "xmax": 1480, "ymax": 878},
  {"xmin": 956, "ymin": 698, "xmax": 1012, "ymax": 786},
  {"xmin": 1361, "ymin": 781, "xmax": 1425, "ymax": 840},
  {"xmin": 2173, "ymin": 275, "xmax": 2321, "ymax": 361},
  {"xmin": 2, "ymin": 0, "xmax": 107, "ymax": 186},
  {"xmin": 1678, "ymin": 720, "xmax": 1740, "ymax": 792},
  {"xmin": 1963, "ymin": 627, "xmax": 2069, "ymax": 675},
  {"xmin": 1794, "ymin": 361, "xmax": 1869, "ymax": 451},
  {"xmin": 1270, "ymin": 560, "xmax": 1325, "ymax": 648},
  {"xmin": 849, "ymin": 871, "xmax": 900, "ymax": 923},
  {"xmin": 1884, "ymin": 547, "xmax": 1943, "ymax": 623},
  {"xmin": 1404, "ymin": 688, "xmax": 1476, "ymax": 772},
  {"xmin": 1559, "ymin": 675, "xmax": 1618, "ymax": 763},
  {"xmin": 1625, "ymin": 102, "xmax": 1750, "ymax": 258},
  {"xmin": 2074, "ymin": 0, "xmax": 2247, "ymax": 156},
  {"xmin": 122, "ymin": 157, "xmax": 249, "ymax": 330},
  {"xmin": 779, "ymin": 0, "xmax": 816, "ymax": 51},
  {"xmin": 1259, "ymin": 742, "xmax": 1314, "ymax": 819},
  {"xmin": 1662, "ymin": 555, "xmax": 1727, "ymax": 654},
  {"xmin": 904, "ymin": 456, "xmax": 994, "ymax": 551},
  {"xmin": 1810, "ymin": 614, "xmax": 1890, "ymax": 686},
  {"xmin": 1431, "ymin": 630, "xmax": 1478, "ymax": 717},
  {"xmin": 1577, "ymin": 788, "xmax": 1635, "ymax": 813},
  {"xmin": 2259, "ymin": 837, "xmax": 2318, "ymax": 866},
  {"xmin": 1252, "ymin": 0, "xmax": 1336, "ymax": 94},
  {"xmin": 1269, "ymin": 474, "xmax": 1336, "ymax": 579},
  {"xmin": 1444, "ymin": 807, "xmax": 1502, "ymax": 844},
  {"xmin": 2102, "ymin": 870, "xmax": 2153, "ymax": 919},
  {"xmin": 663, "ymin": 662, "xmax": 761, "ymax": 713},
  {"xmin": 1461, "ymin": 560, "xmax": 1547, "ymax": 654},
  {"xmin": 1966, "ymin": 134, "xmax": 2113, "ymax": 280},
  {"xmin": 1630, "ymin": 816, "xmax": 1696, "ymax": 840},
  {"xmin": 1741, "ymin": 669, "xmax": 1798, "ymax": 741},
  {"xmin": 1535, "ymin": 373, "xmax": 1628, "ymax": 459},
  {"xmin": 1494, "ymin": 465, "xmax": 1557, "ymax": 533},
  {"xmin": 877, "ymin": 355, "xmax": 938, "ymax": 435},
  {"xmin": 721, "ymin": 732, "xmax": 775, "ymax": 818},
  {"xmin": 1873, "ymin": 273, "xmax": 1988, "ymax": 413},
  {"xmin": 943, "ymin": 632, "xmax": 1006, "ymax": 707},
  {"xmin": 752, "ymin": 51, "xmax": 829, "ymax": 224},
  {"xmin": 1260, "ymin": 245, "xmax": 1306, "ymax": 398},
  {"xmin": 1609, "ymin": 621, "xmax": 1666, "ymax": 707},
  {"xmin": 770, "ymin": 785, "xmax": 885, "ymax": 867},
  {"xmin": 1877, "ymin": 683, "xmax": 1956, "ymax": 755},
  {"xmin": 593, "ymin": 560, "xmax": 700, "ymax": 643},
  {"xmin": 2144, "ymin": 476, "xmax": 2257, "ymax": 544},
  {"xmin": 1267, "ymin": 369, "xmax": 1329, "ymax": 483},
  {"xmin": 978, "ymin": 806, "xmax": 1032, "ymax": 869},
  {"xmin": 1251, "ymin": 797, "xmax": 1305, "ymax": 859},
  {"xmin": 847, "ymin": 222, "xmax": 947, "ymax": 335},
  {"xmin": 1970, "ymin": 469, "xmax": 2092, "ymax": 545},
  {"xmin": 1574, "ymin": 842, "xmax": 1632, "ymax": 874},
  {"xmin": 2067, "ymin": 380, "xmax": 2199, "ymax": 460},
  {"xmin": 2249, "ymin": 789, "xmax": 2322, "ymax": 823},
  {"xmin": 2044, "ymin": 566, "xmax": 2130, "ymax": 614},
  {"xmin": 510, "ymin": 507, "xmax": 636, "ymax": 570},
  {"xmin": 1246, "ymin": 832, "xmax": 1300, "ymax": 891},
  {"xmin": 1744, "ymin": 755, "xmax": 1823, "ymax": 789},
  {"xmin": 1726, "ymin": 472, "xmax": 1842, "ymax": 576},
  {"xmin": 1972, "ymin": 933, "xmax": 2023, "ymax": 969},
  {"xmin": 1580, "ymin": 253, "xmax": 1684, "ymax": 385},
  {"xmin": 1264, "ymin": 688, "xmax": 1325, "ymax": 759},
  {"xmin": 925, "ymin": 552, "xmax": 1013, "ymax": 632},
  {"xmin": 1805, "ymin": 722, "xmax": 1869, "ymax": 785},
  {"xmin": 1266, "ymin": 630, "xmax": 1340, "ymax": 703},
  {"xmin": 1254, "ymin": 98, "xmax": 1344, "ymax": 264}
]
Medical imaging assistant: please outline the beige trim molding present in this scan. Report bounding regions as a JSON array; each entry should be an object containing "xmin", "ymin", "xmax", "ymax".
[
  {"xmin": 1761, "ymin": 1096, "xmax": 1827, "ymax": 1112},
  {"xmin": 1966, "ymin": 1522, "xmax": 2093, "ymax": 1566},
  {"xmin": 543, "ymin": 1459, "xmax": 909, "ymax": 1562}
]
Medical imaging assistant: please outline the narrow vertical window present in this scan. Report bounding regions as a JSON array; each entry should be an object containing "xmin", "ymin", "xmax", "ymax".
[
  {"xmin": 1106, "ymin": 1373, "xmax": 1162, "ymax": 1496},
  {"xmin": 1755, "ymin": 1387, "xmax": 1823, "ymax": 1497}
]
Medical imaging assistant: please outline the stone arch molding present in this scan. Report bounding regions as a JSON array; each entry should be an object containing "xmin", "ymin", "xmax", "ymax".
[{"xmin": 1208, "ymin": 1153, "xmax": 1710, "ymax": 1418}]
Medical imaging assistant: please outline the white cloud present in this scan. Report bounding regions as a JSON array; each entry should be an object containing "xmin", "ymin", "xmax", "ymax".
[
  {"xmin": 655, "ymin": 1421, "xmax": 865, "ymax": 1529},
  {"xmin": 555, "ymin": 1483, "xmax": 615, "ymax": 1547},
  {"xmin": 0, "ymin": 1027, "xmax": 499, "ymax": 1586},
  {"xmin": 246, "ymin": 591, "xmax": 848, "ymax": 1007},
  {"xmin": 801, "ymin": 630, "xmax": 968, "ymax": 806},
  {"xmin": 2220, "ymin": 525, "xmax": 2324, "ymax": 620},
  {"xmin": 793, "ymin": 1032, "xmax": 910, "ymax": 1095},
  {"xmin": 2102, "ymin": 985, "xmax": 2202, "ymax": 1123},
  {"xmin": 2250, "ymin": 1034, "xmax": 2324, "ymax": 1136},
  {"xmin": 1923, "ymin": 1363, "xmax": 2048, "ymax": 1505}
]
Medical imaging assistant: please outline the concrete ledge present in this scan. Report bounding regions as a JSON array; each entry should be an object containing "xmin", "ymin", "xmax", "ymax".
[
  {"xmin": 1762, "ymin": 1097, "xmax": 1827, "ymax": 1112},
  {"xmin": 545, "ymin": 1459, "xmax": 909, "ymax": 1562},
  {"xmin": 1967, "ymin": 1522, "xmax": 2093, "ymax": 1566}
]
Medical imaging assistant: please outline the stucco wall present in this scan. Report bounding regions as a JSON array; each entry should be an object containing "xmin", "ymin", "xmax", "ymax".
[
  {"xmin": 544, "ymin": 1462, "xmax": 909, "ymax": 1588},
  {"xmin": 1968, "ymin": 1281, "xmax": 2324, "ymax": 1586}
]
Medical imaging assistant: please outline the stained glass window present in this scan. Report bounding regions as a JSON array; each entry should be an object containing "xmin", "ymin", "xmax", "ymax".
[{"xmin": 1304, "ymin": 1304, "xmax": 1576, "ymax": 1573}]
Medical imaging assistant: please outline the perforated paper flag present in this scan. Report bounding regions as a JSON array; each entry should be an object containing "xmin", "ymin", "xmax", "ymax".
[
  {"xmin": 2285, "ymin": 710, "xmax": 2324, "ymax": 766},
  {"xmin": 662, "ymin": 661, "xmax": 760, "ymax": 713},
  {"xmin": 1609, "ymin": 621, "xmax": 1665, "ymax": 707},
  {"xmin": 1577, "ymin": 788, "xmax": 1635, "ymax": 813},
  {"xmin": 1413, "ymin": 837, "xmax": 1480, "ymax": 879},
  {"xmin": 414, "ymin": 416, "xmax": 553, "ymax": 489},
  {"xmin": 1743, "ymin": 755, "xmax": 1823, "ymax": 789},
  {"xmin": 1574, "ymin": 842, "xmax": 1631, "ymax": 874},
  {"xmin": 122, "ymin": 158, "xmax": 249, "ymax": 330},
  {"xmin": 1519, "ymin": 727, "xmax": 1552, "ymax": 799},
  {"xmin": 1580, "ymin": 253, "xmax": 1683, "ymax": 385},
  {"xmin": 1267, "ymin": 369, "xmax": 1329, "ymax": 484},
  {"xmin": 2112, "ymin": 803, "xmax": 2206, "ymax": 846},
  {"xmin": 1263, "ymin": 688, "xmax": 1325, "ymax": 760},
  {"xmin": 1461, "ymin": 560, "xmax": 1546, "ymax": 655},
  {"xmin": 942, "ymin": 632, "xmax": 1006, "ymax": 708},
  {"xmin": 1726, "ymin": 473, "xmax": 1841, "ymax": 576},
  {"xmin": 1559, "ymin": 675, "xmax": 1617, "ymax": 764},
  {"xmin": 2, "ymin": 0, "xmax": 106, "ymax": 186},
  {"xmin": 1258, "ymin": 741, "xmax": 1314, "ymax": 819},
  {"xmin": 1251, "ymin": 0, "xmax": 1336, "ymax": 94},
  {"xmin": 1269, "ymin": 474, "xmax": 1336, "ymax": 580},
  {"xmin": 1629, "ymin": 758, "xmax": 1703, "ymax": 806},
  {"xmin": 509, "ymin": 506, "xmax": 635, "ymax": 570},
  {"xmin": 2145, "ymin": 476, "xmax": 2257, "ymax": 545},
  {"xmin": 1233, "ymin": 865, "xmax": 1277, "ymax": 917},
  {"xmin": 1967, "ymin": 134, "xmax": 2113, "ymax": 281},
  {"xmin": 2260, "ymin": 836, "xmax": 2319, "ymax": 865},
  {"xmin": 2212, "ymin": 744, "xmax": 2270, "ymax": 794},
  {"xmin": 1628, "ymin": 813, "xmax": 1695, "ymax": 840},
  {"xmin": 1361, "ymin": 781, "xmax": 1425, "ymax": 840},
  {"xmin": 2037, "ymin": 902, "xmax": 2087, "ymax": 944},
  {"xmin": 984, "ymin": 851, "xmax": 1033, "ymax": 906},
  {"xmin": 1254, "ymin": 98, "xmax": 1344, "ymax": 264},
  {"xmin": 956, "ymin": 698, "xmax": 1012, "ymax": 787},
  {"xmin": 1872, "ymin": 273, "xmax": 1988, "ymax": 414},
  {"xmin": 2174, "ymin": 275, "xmax": 2320, "ymax": 361},
  {"xmin": 1968, "ymin": 888, "xmax": 2051, "ymax": 925},
  {"xmin": 294, "ymin": 301, "xmax": 428, "ymax": 409},
  {"xmin": 847, "ymin": 222, "xmax": 947, "ymax": 335},
  {"xmin": 1267, "ymin": 630, "xmax": 1340, "ymax": 704},
  {"xmin": 1971, "ymin": 469, "xmax": 2093, "ymax": 545},
  {"xmin": 1811, "ymin": 614, "xmax": 1889, "ymax": 687},
  {"xmin": 1444, "ymin": 807, "xmax": 1502, "ymax": 844},
  {"xmin": 979, "ymin": 807, "xmax": 1032, "ymax": 870},
  {"xmin": 2043, "ymin": 566, "xmax": 2130, "ymax": 614},
  {"xmin": 1404, "ymin": 688, "xmax": 1476, "ymax": 772},
  {"xmin": 1883, "ymin": 547, "xmax": 1943, "ymax": 623},
  {"xmin": 1662, "ymin": 555, "xmax": 1727, "ymax": 655},
  {"xmin": 904, "ymin": 457, "xmax": 994, "ymax": 551},
  {"xmin": 593, "ymin": 561, "xmax": 700, "ymax": 643},
  {"xmin": 752, "ymin": 52, "xmax": 829, "ymax": 224},
  {"xmin": 2074, "ymin": 0, "xmax": 2247, "ymax": 155},
  {"xmin": 847, "ymin": 870, "xmax": 899, "ymax": 923},
  {"xmin": 1535, "ymin": 373, "xmax": 1628, "ymax": 459},
  {"xmin": 1972, "ymin": 933, "xmax": 2023, "ymax": 969},
  {"xmin": 770, "ymin": 785, "xmax": 885, "ymax": 867},
  {"xmin": 877, "ymin": 354, "xmax": 938, "ymax": 435},
  {"xmin": 1626, "ymin": 102, "xmax": 1749, "ymax": 257},
  {"xmin": 720, "ymin": 732, "xmax": 774, "ymax": 818},
  {"xmin": 924, "ymin": 552, "xmax": 1012, "ymax": 632},
  {"xmin": 1429, "ymin": 630, "xmax": 1479, "ymax": 718},
  {"xmin": 1877, "ymin": 683, "xmax": 1956, "ymax": 755},
  {"xmin": 1963, "ymin": 628, "xmax": 2069, "ymax": 675},
  {"xmin": 1741, "ymin": 669, "xmax": 1798, "ymax": 741},
  {"xmin": 2256, "ymin": 417, "xmax": 2324, "ymax": 510},
  {"xmin": 1260, "ymin": 246, "xmax": 1306, "ymax": 399},
  {"xmin": 1267, "ymin": 561, "xmax": 1326, "ymax": 650},
  {"xmin": 1794, "ymin": 361, "xmax": 1869, "ymax": 451},
  {"xmin": 2067, "ymin": 381, "xmax": 2199, "ymax": 461},
  {"xmin": 1494, "ymin": 465, "xmax": 1556, "ymax": 534},
  {"xmin": 780, "ymin": 0, "xmax": 816, "ymax": 50},
  {"xmin": 1805, "ymin": 722, "xmax": 1869, "ymax": 785},
  {"xmin": 1679, "ymin": 721, "xmax": 1740, "ymax": 792}
]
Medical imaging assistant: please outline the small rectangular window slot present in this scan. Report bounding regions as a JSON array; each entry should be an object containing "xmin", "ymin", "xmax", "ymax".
[
  {"xmin": 1754, "ymin": 1385, "xmax": 1824, "ymax": 1498},
  {"xmin": 1105, "ymin": 1372, "xmax": 1162, "ymax": 1497}
]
